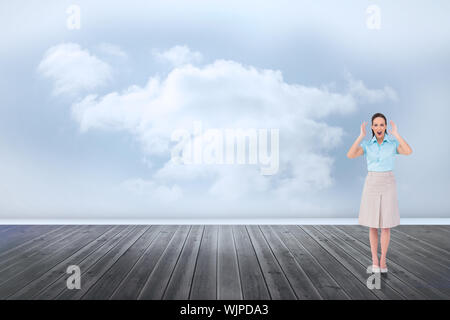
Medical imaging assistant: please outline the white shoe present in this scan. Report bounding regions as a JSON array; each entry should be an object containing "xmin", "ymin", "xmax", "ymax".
[
  {"xmin": 380, "ymin": 266, "xmax": 388, "ymax": 273},
  {"xmin": 370, "ymin": 265, "xmax": 380, "ymax": 273}
]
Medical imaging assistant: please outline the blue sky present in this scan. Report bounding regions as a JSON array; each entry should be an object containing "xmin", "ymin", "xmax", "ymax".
[{"xmin": 0, "ymin": 1, "xmax": 449, "ymax": 220}]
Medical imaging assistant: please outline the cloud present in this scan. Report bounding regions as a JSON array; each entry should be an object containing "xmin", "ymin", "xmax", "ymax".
[
  {"xmin": 68, "ymin": 45, "xmax": 397, "ymax": 209},
  {"xmin": 96, "ymin": 43, "xmax": 128, "ymax": 59},
  {"xmin": 37, "ymin": 42, "xmax": 113, "ymax": 96},
  {"xmin": 152, "ymin": 45, "xmax": 203, "ymax": 67},
  {"xmin": 120, "ymin": 178, "xmax": 183, "ymax": 202},
  {"xmin": 345, "ymin": 71, "xmax": 398, "ymax": 103}
]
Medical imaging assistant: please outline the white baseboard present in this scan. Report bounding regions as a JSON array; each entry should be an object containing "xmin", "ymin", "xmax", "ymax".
[{"xmin": 0, "ymin": 218, "xmax": 449, "ymax": 225}]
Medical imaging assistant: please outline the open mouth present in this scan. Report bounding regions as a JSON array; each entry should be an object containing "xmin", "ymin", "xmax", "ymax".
[{"xmin": 377, "ymin": 131, "xmax": 382, "ymax": 135}]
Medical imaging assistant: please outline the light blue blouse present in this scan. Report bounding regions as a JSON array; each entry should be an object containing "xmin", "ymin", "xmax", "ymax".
[{"xmin": 360, "ymin": 134, "xmax": 399, "ymax": 171}]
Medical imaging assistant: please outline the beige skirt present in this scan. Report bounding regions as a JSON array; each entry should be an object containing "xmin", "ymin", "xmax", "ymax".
[{"xmin": 358, "ymin": 171, "xmax": 400, "ymax": 228}]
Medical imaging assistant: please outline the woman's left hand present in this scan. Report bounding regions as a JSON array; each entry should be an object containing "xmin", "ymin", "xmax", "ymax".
[{"xmin": 390, "ymin": 120, "xmax": 399, "ymax": 137}]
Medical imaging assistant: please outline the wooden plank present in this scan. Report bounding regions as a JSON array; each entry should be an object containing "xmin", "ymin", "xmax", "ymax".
[
  {"xmin": 110, "ymin": 225, "xmax": 179, "ymax": 300},
  {"xmin": 321, "ymin": 225, "xmax": 429, "ymax": 300},
  {"xmin": 258, "ymin": 225, "xmax": 321, "ymax": 300},
  {"xmin": 81, "ymin": 225, "xmax": 163, "ymax": 300},
  {"xmin": 435, "ymin": 225, "xmax": 450, "ymax": 233},
  {"xmin": 313, "ymin": 225, "xmax": 422, "ymax": 299},
  {"xmin": 339, "ymin": 225, "xmax": 450, "ymax": 296},
  {"xmin": 271, "ymin": 225, "xmax": 348, "ymax": 300},
  {"xmin": 287, "ymin": 225, "xmax": 378, "ymax": 300},
  {"xmin": 0, "ymin": 225, "xmax": 75, "ymax": 271},
  {"xmin": 232, "ymin": 225, "xmax": 270, "ymax": 300},
  {"xmin": 392, "ymin": 228, "xmax": 450, "ymax": 259},
  {"xmin": 33, "ymin": 225, "xmax": 132, "ymax": 300},
  {"xmin": 300, "ymin": 226, "xmax": 381, "ymax": 299},
  {"xmin": 0, "ymin": 225, "xmax": 67, "ymax": 261},
  {"xmin": 1, "ymin": 224, "xmax": 448, "ymax": 300},
  {"xmin": 7, "ymin": 225, "xmax": 124, "ymax": 299},
  {"xmin": 217, "ymin": 225, "xmax": 242, "ymax": 300},
  {"xmin": 56, "ymin": 226, "xmax": 150, "ymax": 300},
  {"xmin": 138, "ymin": 226, "xmax": 191, "ymax": 299},
  {"xmin": 0, "ymin": 225, "xmax": 110, "ymax": 299},
  {"xmin": 0, "ymin": 225, "xmax": 19, "ymax": 234},
  {"xmin": 246, "ymin": 225, "xmax": 297, "ymax": 300},
  {"xmin": 335, "ymin": 225, "xmax": 450, "ymax": 299},
  {"xmin": 394, "ymin": 226, "xmax": 450, "ymax": 253},
  {"xmin": 417, "ymin": 225, "xmax": 450, "ymax": 239},
  {"xmin": 0, "ymin": 225, "xmax": 63, "ymax": 253},
  {"xmin": 390, "ymin": 231, "xmax": 450, "ymax": 270},
  {"xmin": 0, "ymin": 225, "xmax": 87, "ymax": 283},
  {"xmin": 162, "ymin": 225, "xmax": 204, "ymax": 299},
  {"xmin": 189, "ymin": 225, "xmax": 218, "ymax": 300},
  {"xmin": 389, "ymin": 232, "xmax": 450, "ymax": 277}
]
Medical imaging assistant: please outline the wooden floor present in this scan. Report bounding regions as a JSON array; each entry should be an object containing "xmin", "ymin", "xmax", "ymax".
[{"xmin": 0, "ymin": 225, "xmax": 449, "ymax": 300}]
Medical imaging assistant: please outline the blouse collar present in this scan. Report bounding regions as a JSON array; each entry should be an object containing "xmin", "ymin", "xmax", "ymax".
[{"xmin": 371, "ymin": 134, "xmax": 391, "ymax": 144}]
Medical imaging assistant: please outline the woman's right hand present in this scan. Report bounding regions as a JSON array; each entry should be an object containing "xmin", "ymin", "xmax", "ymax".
[
  {"xmin": 360, "ymin": 121, "xmax": 366, "ymax": 138},
  {"xmin": 347, "ymin": 122, "xmax": 366, "ymax": 158}
]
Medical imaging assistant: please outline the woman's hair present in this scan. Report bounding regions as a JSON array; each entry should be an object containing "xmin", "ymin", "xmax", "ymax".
[{"xmin": 371, "ymin": 112, "xmax": 388, "ymax": 138}]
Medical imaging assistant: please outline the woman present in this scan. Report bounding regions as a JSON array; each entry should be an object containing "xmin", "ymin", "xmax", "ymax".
[{"xmin": 347, "ymin": 113, "xmax": 412, "ymax": 273}]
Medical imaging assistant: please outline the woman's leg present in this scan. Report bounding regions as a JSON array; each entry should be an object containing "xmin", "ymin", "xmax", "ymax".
[
  {"xmin": 380, "ymin": 228, "xmax": 390, "ymax": 268},
  {"xmin": 369, "ymin": 227, "xmax": 379, "ymax": 266}
]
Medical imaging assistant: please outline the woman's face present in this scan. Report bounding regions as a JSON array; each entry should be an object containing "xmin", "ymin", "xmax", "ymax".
[{"xmin": 372, "ymin": 117, "xmax": 386, "ymax": 138}]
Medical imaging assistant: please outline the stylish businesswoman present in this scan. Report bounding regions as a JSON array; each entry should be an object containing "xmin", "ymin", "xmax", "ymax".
[{"xmin": 347, "ymin": 113, "xmax": 412, "ymax": 273}]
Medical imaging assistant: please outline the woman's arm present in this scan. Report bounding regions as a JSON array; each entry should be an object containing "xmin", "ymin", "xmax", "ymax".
[
  {"xmin": 347, "ymin": 122, "xmax": 366, "ymax": 159},
  {"xmin": 390, "ymin": 120, "xmax": 412, "ymax": 155}
]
